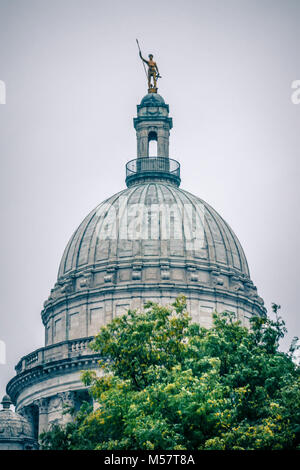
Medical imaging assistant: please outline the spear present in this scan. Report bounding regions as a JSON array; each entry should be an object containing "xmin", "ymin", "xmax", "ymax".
[{"xmin": 136, "ymin": 39, "xmax": 148, "ymax": 80}]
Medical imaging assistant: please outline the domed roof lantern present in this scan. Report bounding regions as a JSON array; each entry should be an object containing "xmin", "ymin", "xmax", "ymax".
[
  {"xmin": 133, "ymin": 92, "xmax": 173, "ymax": 158},
  {"xmin": 1, "ymin": 394, "xmax": 12, "ymax": 410},
  {"xmin": 126, "ymin": 92, "xmax": 180, "ymax": 187},
  {"xmin": 0, "ymin": 394, "xmax": 37, "ymax": 449},
  {"xmin": 126, "ymin": 44, "xmax": 180, "ymax": 187}
]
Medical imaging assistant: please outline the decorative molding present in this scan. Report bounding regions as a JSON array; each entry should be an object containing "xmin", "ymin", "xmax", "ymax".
[
  {"xmin": 160, "ymin": 261, "xmax": 170, "ymax": 280},
  {"xmin": 33, "ymin": 397, "xmax": 49, "ymax": 414},
  {"xmin": 132, "ymin": 262, "xmax": 142, "ymax": 280},
  {"xmin": 211, "ymin": 270, "xmax": 224, "ymax": 287},
  {"xmin": 78, "ymin": 272, "xmax": 93, "ymax": 289},
  {"xmin": 58, "ymin": 391, "xmax": 76, "ymax": 408},
  {"xmin": 104, "ymin": 266, "xmax": 116, "ymax": 283},
  {"xmin": 187, "ymin": 265, "xmax": 198, "ymax": 282}
]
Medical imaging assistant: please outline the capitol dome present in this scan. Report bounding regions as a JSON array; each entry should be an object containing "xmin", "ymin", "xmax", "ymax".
[
  {"xmin": 7, "ymin": 90, "xmax": 265, "ymax": 438},
  {"xmin": 37, "ymin": 91, "xmax": 264, "ymax": 345},
  {"xmin": 58, "ymin": 183, "xmax": 249, "ymax": 279}
]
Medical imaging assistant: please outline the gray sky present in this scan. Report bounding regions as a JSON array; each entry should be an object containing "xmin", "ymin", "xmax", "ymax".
[{"xmin": 0, "ymin": 0, "xmax": 299, "ymax": 399}]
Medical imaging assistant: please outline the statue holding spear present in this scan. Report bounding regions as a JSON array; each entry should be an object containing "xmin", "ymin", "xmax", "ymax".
[{"xmin": 136, "ymin": 39, "xmax": 161, "ymax": 93}]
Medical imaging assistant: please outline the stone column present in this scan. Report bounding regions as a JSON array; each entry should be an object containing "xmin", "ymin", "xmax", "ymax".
[
  {"xmin": 34, "ymin": 398, "xmax": 49, "ymax": 435},
  {"xmin": 58, "ymin": 391, "xmax": 76, "ymax": 425},
  {"xmin": 137, "ymin": 128, "xmax": 149, "ymax": 157},
  {"xmin": 157, "ymin": 126, "xmax": 169, "ymax": 157}
]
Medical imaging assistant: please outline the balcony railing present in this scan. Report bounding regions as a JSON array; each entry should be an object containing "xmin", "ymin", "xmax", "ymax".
[
  {"xmin": 15, "ymin": 337, "xmax": 95, "ymax": 374},
  {"xmin": 126, "ymin": 157, "xmax": 181, "ymax": 187}
]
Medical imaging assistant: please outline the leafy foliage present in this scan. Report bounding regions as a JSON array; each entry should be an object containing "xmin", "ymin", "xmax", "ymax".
[{"xmin": 40, "ymin": 297, "xmax": 300, "ymax": 450}]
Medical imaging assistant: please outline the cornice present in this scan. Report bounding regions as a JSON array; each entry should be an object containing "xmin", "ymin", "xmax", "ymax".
[{"xmin": 7, "ymin": 352, "xmax": 99, "ymax": 404}]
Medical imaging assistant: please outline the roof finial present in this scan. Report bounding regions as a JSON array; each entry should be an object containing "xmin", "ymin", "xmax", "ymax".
[
  {"xmin": 136, "ymin": 39, "xmax": 161, "ymax": 93},
  {"xmin": 1, "ymin": 394, "xmax": 12, "ymax": 410}
]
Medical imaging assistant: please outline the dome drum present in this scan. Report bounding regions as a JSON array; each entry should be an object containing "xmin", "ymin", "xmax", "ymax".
[{"xmin": 39, "ymin": 266, "xmax": 264, "ymax": 349}]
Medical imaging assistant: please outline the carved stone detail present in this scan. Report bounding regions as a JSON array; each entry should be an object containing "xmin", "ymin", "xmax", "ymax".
[
  {"xmin": 244, "ymin": 281, "xmax": 257, "ymax": 298},
  {"xmin": 58, "ymin": 391, "xmax": 75, "ymax": 407},
  {"xmin": 230, "ymin": 275, "xmax": 244, "ymax": 292},
  {"xmin": 60, "ymin": 279, "xmax": 74, "ymax": 295},
  {"xmin": 132, "ymin": 262, "xmax": 142, "ymax": 280},
  {"xmin": 47, "ymin": 396, "xmax": 61, "ymax": 412},
  {"xmin": 160, "ymin": 262, "xmax": 170, "ymax": 280},
  {"xmin": 187, "ymin": 265, "xmax": 198, "ymax": 282},
  {"xmin": 78, "ymin": 272, "xmax": 93, "ymax": 289},
  {"xmin": 104, "ymin": 266, "xmax": 116, "ymax": 283},
  {"xmin": 33, "ymin": 397, "xmax": 49, "ymax": 414},
  {"xmin": 44, "ymin": 279, "xmax": 74, "ymax": 306},
  {"xmin": 211, "ymin": 270, "xmax": 224, "ymax": 287}
]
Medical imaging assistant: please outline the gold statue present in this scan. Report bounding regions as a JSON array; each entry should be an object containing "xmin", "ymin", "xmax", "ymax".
[
  {"xmin": 136, "ymin": 40, "xmax": 161, "ymax": 93},
  {"xmin": 139, "ymin": 52, "xmax": 160, "ymax": 91}
]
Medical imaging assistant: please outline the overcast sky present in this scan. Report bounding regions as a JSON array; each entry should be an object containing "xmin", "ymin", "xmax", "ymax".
[{"xmin": 0, "ymin": 0, "xmax": 299, "ymax": 399}]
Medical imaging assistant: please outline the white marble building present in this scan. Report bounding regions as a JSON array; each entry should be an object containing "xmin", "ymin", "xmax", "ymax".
[{"xmin": 5, "ymin": 91, "xmax": 266, "ymax": 447}]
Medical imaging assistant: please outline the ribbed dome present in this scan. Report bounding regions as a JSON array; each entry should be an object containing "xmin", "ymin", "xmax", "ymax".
[
  {"xmin": 0, "ymin": 395, "xmax": 34, "ymax": 443},
  {"xmin": 58, "ymin": 182, "xmax": 249, "ymax": 279},
  {"xmin": 0, "ymin": 410, "xmax": 33, "ymax": 439}
]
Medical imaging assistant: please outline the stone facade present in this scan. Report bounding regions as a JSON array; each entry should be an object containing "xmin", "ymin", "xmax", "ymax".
[{"xmin": 6, "ymin": 92, "xmax": 266, "ymax": 444}]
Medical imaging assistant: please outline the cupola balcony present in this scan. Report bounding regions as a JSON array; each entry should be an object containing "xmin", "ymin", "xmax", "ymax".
[{"xmin": 126, "ymin": 157, "xmax": 181, "ymax": 187}]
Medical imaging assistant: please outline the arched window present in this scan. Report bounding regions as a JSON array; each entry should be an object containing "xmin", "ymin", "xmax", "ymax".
[{"xmin": 148, "ymin": 131, "xmax": 157, "ymax": 156}]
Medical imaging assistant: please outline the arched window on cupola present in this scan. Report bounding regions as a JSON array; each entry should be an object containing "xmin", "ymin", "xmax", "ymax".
[{"xmin": 148, "ymin": 131, "xmax": 158, "ymax": 156}]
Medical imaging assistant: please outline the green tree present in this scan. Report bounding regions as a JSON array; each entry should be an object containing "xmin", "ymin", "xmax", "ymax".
[{"xmin": 40, "ymin": 297, "xmax": 300, "ymax": 450}]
